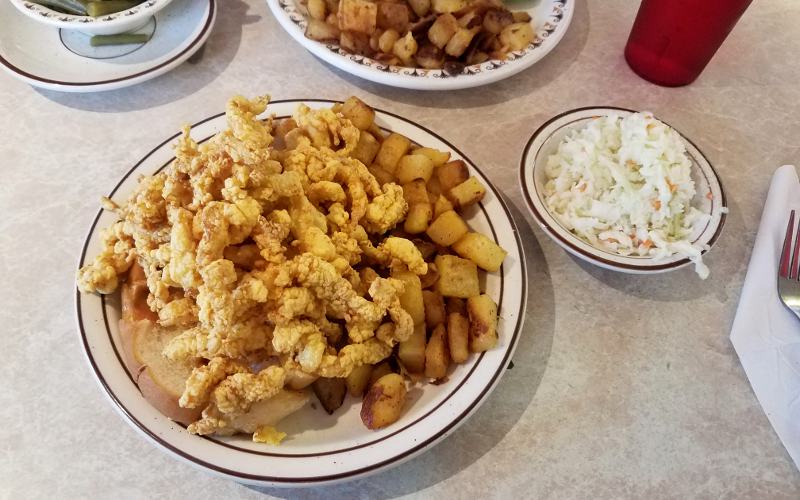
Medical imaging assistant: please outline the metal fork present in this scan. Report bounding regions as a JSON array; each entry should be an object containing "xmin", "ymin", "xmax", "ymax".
[{"xmin": 778, "ymin": 210, "xmax": 800, "ymax": 318}]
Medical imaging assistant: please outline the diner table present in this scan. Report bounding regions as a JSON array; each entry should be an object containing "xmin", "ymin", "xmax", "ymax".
[{"xmin": 2, "ymin": 0, "xmax": 800, "ymax": 497}]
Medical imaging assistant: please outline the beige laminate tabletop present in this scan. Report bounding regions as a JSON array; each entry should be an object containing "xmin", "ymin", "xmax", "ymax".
[{"xmin": 2, "ymin": 0, "xmax": 800, "ymax": 498}]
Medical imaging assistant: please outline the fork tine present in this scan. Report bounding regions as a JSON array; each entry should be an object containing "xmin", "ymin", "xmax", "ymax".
[
  {"xmin": 780, "ymin": 210, "xmax": 796, "ymax": 278},
  {"xmin": 793, "ymin": 214, "xmax": 800, "ymax": 280}
]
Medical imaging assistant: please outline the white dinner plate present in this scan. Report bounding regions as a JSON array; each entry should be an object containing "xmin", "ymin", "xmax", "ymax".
[
  {"xmin": 519, "ymin": 106, "xmax": 727, "ymax": 274},
  {"xmin": 75, "ymin": 99, "xmax": 528, "ymax": 486},
  {"xmin": 0, "ymin": 0, "xmax": 216, "ymax": 92},
  {"xmin": 265, "ymin": 0, "xmax": 574, "ymax": 90},
  {"xmin": 8, "ymin": 0, "xmax": 174, "ymax": 35}
]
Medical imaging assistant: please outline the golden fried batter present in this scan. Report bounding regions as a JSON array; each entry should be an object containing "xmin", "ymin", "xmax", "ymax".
[{"xmin": 77, "ymin": 96, "xmax": 430, "ymax": 442}]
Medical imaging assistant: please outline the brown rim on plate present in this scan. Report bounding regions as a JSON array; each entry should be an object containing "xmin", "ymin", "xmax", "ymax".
[
  {"xmin": 0, "ymin": 0, "xmax": 215, "ymax": 88},
  {"xmin": 75, "ymin": 99, "xmax": 528, "ymax": 484},
  {"xmin": 518, "ymin": 105, "xmax": 727, "ymax": 272}
]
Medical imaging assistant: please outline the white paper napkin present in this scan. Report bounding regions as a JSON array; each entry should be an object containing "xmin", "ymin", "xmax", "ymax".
[{"xmin": 730, "ymin": 164, "xmax": 800, "ymax": 468}]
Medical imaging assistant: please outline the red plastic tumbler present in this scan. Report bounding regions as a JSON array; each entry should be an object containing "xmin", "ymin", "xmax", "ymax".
[{"xmin": 624, "ymin": 0, "xmax": 753, "ymax": 86}]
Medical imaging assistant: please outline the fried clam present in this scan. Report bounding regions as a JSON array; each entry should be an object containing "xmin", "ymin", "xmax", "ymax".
[
  {"xmin": 77, "ymin": 95, "xmax": 428, "ymax": 441},
  {"xmin": 78, "ymin": 95, "xmax": 508, "ymax": 439}
]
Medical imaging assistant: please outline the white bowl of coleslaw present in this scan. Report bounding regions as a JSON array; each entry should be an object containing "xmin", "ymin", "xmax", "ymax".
[{"xmin": 519, "ymin": 107, "xmax": 726, "ymax": 277}]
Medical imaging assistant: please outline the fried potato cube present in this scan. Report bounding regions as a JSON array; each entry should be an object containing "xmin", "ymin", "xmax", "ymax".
[
  {"xmin": 369, "ymin": 361, "xmax": 394, "ymax": 386},
  {"xmin": 467, "ymin": 294, "xmax": 498, "ymax": 352},
  {"xmin": 377, "ymin": 2, "xmax": 409, "ymax": 33},
  {"xmin": 446, "ymin": 296, "xmax": 466, "ymax": 314},
  {"xmin": 457, "ymin": 10, "xmax": 480, "ymax": 28},
  {"xmin": 346, "ymin": 363, "xmax": 374, "ymax": 397},
  {"xmin": 404, "ymin": 203, "xmax": 432, "ymax": 234},
  {"xmin": 369, "ymin": 30, "xmax": 382, "ymax": 52},
  {"xmin": 407, "ymin": 0, "xmax": 429, "ymax": 16},
  {"xmin": 340, "ymin": 30, "xmax": 372, "ymax": 55},
  {"xmin": 435, "ymin": 255, "xmax": 480, "ymax": 298},
  {"xmin": 466, "ymin": 50, "xmax": 489, "ymax": 65},
  {"xmin": 452, "ymin": 232, "xmax": 508, "ymax": 272},
  {"xmin": 369, "ymin": 164, "xmax": 395, "ymax": 186},
  {"xmin": 426, "ymin": 210, "xmax": 468, "ymax": 246},
  {"xmin": 392, "ymin": 31, "xmax": 418, "ymax": 66},
  {"xmin": 361, "ymin": 373, "xmax": 407, "ymax": 429},
  {"xmin": 396, "ymin": 154, "xmax": 435, "ymax": 184},
  {"xmin": 414, "ymin": 147, "xmax": 451, "ymax": 166},
  {"xmin": 427, "ymin": 175, "xmax": 442, "ymax": 198},
  {"xmin": 312, "ymin": 377, "xmax": 347, "ymax": 414},
  {"xmin": 433, "ymin": 194, "xmax": 454, "ymax": 219},
  {"xmin": 379, "ymin": 28, "xmax": 400, "ymax": 53},
  {"xmin": 308, "ymin": 0, "xmax": 327, "ymax": 20},
  {"xmin": 428, "ymin": 13, "xmax": 459, "ymax": 49},
  {"xmin": 512, "ymin": 11, "xmax": 532, "ymax": 23},
  {"xmin": 445, "ymin": 27, "xmax": 480, "ymax": 57},
  {"xmin": 392, "ymin": 268, "xmax": 425, "ymax": 324},
  {"xmin": 425, "ymin": 324, "xmax": 450, "ymax": 379},
  {"xmin": 398, "ymin": 323, "xmax": 426, "ymax": 373},
  {"xmin": 483, "ymin": 8, "xmax": 513, "ymax": 34},
  {"xmin": 448, "ymin": 176, "xmax": 486, "ymax": 209},
  {"xmin": 376, "ymin": 132, "xmax": 412, "ymax": 172},
  {"xmin": 447, "ymin": 310, "xmax": 470, "ymax": 363},
  {"xmin": 415, "ymin": 43, "xmax": 445, "ymax": 69},
  {"xmin": 368, "ymin": 122, "xmax": 384, "ymax": 141},
  {"xmin": 338, "ymin": 0, "xmax": 377, "ymax": 34},
  {"xmin": 419, "ymin": 262, "xmax": 439, "ymax": 289},
  {"xmin": 305, "ymin": 18, "xmax": 341, "ymax": 41},
  {"xmin": 422, "ymin": 289, "xmax": 446, "ymax": 328},
  {"xmin": 431, "ymin": 0, "xmax": 466, "ymax": 14},
  {"xmin": 341, "ymin": 96, "xmax": 376, "ymax": 130},
  {"xmin": 436, "ymin": 159, "xmax": 469, "ymax": 192},
  {"xmin": 499, "ymin": 22, "xmax": 534, "ymax": 51},
  {"xmin": 352, "ymin": 130, "xmax": 381, "ymax": 165},
  {"xmin": 402, "ymin": 179, "xmax": 431, "ymax": 205}
]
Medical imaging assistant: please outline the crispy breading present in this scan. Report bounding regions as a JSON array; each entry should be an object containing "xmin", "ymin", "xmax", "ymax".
[
  {"xmin": 76, "ymin": 95, "xmax": 454, "ymax": 442},
  {"xmin": 196, "ymin": 259, "xmax": 237, "ymax": 354},
  {"xmin": 293, "ymin": 104, "xmax": 360, "ymax": 154},
  {"xmin": 77, "ymin": 221, "xmax": 135, "ymax": 294},
  {"xmin": 316, "ymin": 338, "xmax": 393, "ymax": 378},
  {"xmin": 363, "ymin": 184, "xmax": 407, "ymax": 234},
  {"xmin": 212, "ymin": 365, "xmax": 286, "ymax": 415},
  {"xmin": 253, "ymin": 426, "xmax": 286, "ymax": 445},
  {"xmin": 369, "ymin": 278, "xmax": 414, "ymax": 344},
  {"xmin": 379, "ymin": 237, "xmax": 428, "ymax": 275},
  {"xmin": 164, "ymin": 207, "xmax": 200, "ymax": 289},
  {"xmin": 180, "ymin": 357, "xmax": 249, "ymax": 409},
  {"xmin": 158, "ymin": 297, "xmax": 198, "ymax": 327}
]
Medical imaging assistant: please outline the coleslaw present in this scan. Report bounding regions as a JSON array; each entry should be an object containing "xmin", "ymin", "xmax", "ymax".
[{"xmin": 543, "ymin": 112, "xmax": 712, "ymax": 278}]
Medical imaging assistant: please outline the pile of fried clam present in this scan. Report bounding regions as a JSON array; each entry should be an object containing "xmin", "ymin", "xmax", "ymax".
[
  {"xmin": 303, "ymin": 0, "xmax": 535, "ymax": 71},
  {"xmin": 78, "ymin": 96, "xmax": 507, "ymax": 443}
]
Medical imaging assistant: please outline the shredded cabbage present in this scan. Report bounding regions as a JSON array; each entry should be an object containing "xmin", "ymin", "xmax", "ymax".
[{"xmin": 543, "ymin": 112, "xmax": 711, "ymax": 278}]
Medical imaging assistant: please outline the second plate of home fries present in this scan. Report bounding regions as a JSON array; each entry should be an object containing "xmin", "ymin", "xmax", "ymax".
[
  {"xmin": 266, "ymin": 0, "xmax": 574, "ymax": 90},
  {"xmin": 76, "ymin": 96, "xmax": 526, "ymax": 486}
]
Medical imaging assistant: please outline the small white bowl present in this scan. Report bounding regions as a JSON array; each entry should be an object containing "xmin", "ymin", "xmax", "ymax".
[
  {"xmin": 9, "ymin": 0, "xmax": 174, "ymax": 35},
  {"xmin": 519, "ymin": 106, "xmax": 727, "ymax": 275}
]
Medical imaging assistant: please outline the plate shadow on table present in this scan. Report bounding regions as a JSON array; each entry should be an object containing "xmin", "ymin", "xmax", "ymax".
[
  {"xmin": 322, "ymin": 0, "xmax": 590, "ymax": 109},
  {"xmin": 572, "ymin": 195, "xmax": 746, "ymax": 304},
  {"xmin": 33, "ymin": 0, "xmax": 258, "ymax": 113},
  {"xmin": 248, "ymin": 196, "xmax": 555, "ymax": 499}
]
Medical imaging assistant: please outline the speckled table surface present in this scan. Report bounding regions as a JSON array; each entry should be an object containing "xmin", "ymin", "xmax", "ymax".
[{"xmin": 2, "ymin": 0, "xmax": 800, "ymax": 498}]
